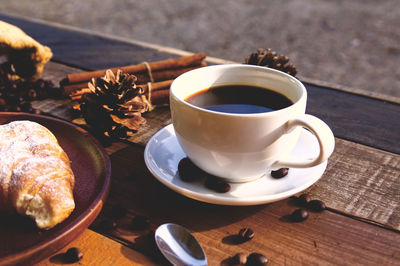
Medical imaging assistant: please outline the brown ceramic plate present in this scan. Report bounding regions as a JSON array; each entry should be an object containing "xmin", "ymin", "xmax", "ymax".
[{"xmin": 0, "ymin": 113, "xmax": 111, "ymax": 265}]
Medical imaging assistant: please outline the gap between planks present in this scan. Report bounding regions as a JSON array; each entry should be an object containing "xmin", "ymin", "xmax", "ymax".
[{"xmin": 42, "ymin": 61, "xmax": 400, "ymax": 232}]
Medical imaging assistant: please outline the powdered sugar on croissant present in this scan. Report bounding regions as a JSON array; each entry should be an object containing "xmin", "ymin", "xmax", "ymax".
[{"xmin": 0, "ymin": 120, "xmax": 75, "ymax": 229}]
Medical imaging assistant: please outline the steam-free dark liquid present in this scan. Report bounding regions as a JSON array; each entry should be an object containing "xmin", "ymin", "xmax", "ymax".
[{"xmin": 185, "ymin": 84, "xmax": 293, "ymax": 114}]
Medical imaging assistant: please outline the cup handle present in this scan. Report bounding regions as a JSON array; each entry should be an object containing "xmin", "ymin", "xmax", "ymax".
[{"xmin": 274, "ymin": 114, "xmax": 335, "ymax": 168}]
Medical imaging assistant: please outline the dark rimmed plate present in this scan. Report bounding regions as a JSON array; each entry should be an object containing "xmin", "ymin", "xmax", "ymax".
[{"xmin": 0, "ymin": 112, "xmax": 111, "ymax": 265}]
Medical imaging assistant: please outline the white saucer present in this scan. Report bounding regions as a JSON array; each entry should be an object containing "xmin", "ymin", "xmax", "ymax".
[{"xmin": 144, "ymin": 124, "xmax": 327, "ymax": 206}]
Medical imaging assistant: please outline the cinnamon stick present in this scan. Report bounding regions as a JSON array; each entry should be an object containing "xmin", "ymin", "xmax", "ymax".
[
  {"xmin": 70, "ymin": 88, "xmax": 92, "ymax": 101},
  {"xmin": 69, "ymin": 79, "xmax": 174, "ymax": 105},
  {"xmin": 140, "ymin": 79, "xmax": 173, "ymax": 93},
  {"xmin": 149, "ymin": 89, "xmax": 170, "ymax": 106},
  {"xmin": 135, "ymin": 63, "xmax": 206, "ymax": 84},
  {"xmin": 67, "ymin": 53, "xmax": 207, "ymax": 112},
  {"xmin": 141, "ymin": 80, "xmax": 173, "ymax": 106},
  {"xmin": 63, "ymin": 81, "xmax": 89, "ymax": 95},
  {"xmin": 66, "ymin": 53, "xmax": 206, "ymax": 84},
  {"xmin": 63, "ymin": 62, "xmax": 205, "ymax": 95}
]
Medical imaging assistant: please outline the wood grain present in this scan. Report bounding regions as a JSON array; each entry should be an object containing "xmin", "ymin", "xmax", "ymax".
[
  {"xmin": 0, "ymin": 13, "xmax": 179, "ymax": 72},
  {"xmin": 305, "ymin": 138, "xmax": 400, "ymax": 230},
  {"xmin": 2, "ymin": 14, "xmax": 400, "ymax": 264},
  {"xmin": 306, "ymin": 82, "xmax": 400, "ymax": 154},
  {"xmin": 37, "ymin": 62, "xmax": 400, "ymax": 231},
  {"xmin": 35, "ymin": 229, "xmax": 157, "ymax": 265},
  {"xmin": 43, "ymin": 61, "xmax": 85, "ymax": 83},
  {"xmin": 37, "ymin": 61, "xmax": 400, "ymax": 155},
  {"xmin": 90, "ymin": 143, "xmax": 400, "ymax": 265},
  {"xmin": 8, "ymin": 10, "xmax": 398, "ymax": 152}
]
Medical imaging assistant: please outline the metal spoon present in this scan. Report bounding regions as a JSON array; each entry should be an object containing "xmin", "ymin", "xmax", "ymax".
[{"xmin": 155, "ymin": 223, "xmax": 207, "ymax": 266}]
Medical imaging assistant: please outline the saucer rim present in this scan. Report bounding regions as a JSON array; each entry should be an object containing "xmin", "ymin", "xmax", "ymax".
[{"xmin": 144, "ymin": 124, "xmax": 327, "ymax": 206}]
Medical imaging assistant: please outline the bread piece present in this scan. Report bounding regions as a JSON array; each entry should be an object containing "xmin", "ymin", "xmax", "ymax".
[
  {"xmin": 0, "ymin": 20, "xmax": 53, "ymax": 80},
  {"xmin": 0, "ymin": 121, "xmax": 75, "ymax": 229}
]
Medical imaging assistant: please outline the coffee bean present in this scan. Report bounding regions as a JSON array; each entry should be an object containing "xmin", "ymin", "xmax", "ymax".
[
  {"xmin": 246, "ymin": 253, "xmax": 268, "ymax": 265},
  {"xmin": 238, "ymin": 227, "xmax": 255, "ymax": 242},
  {"xmin": 307, "ymin": 200, "xmax": 326, "ymax": 212},
  {"xmin": 205, "ymin": 176, "xmax": 231, "ymax": 193},
  {"xmin": 33, "ymin": 108, "xmax": 42, "ymax": 114},
  {"xmin": 297, "ymin": 193, "xmax": 311, "ymax": 206},
  {"xmin": 178, "ymin": 157, "xmax": 206, "ymax": 182},
  {"xmin": 290, "ymin": 208, "xmax": 309, "ymax": 222},
  {"xmin": 231, "ymin": 252, "xmax": 247, "ymax": 264},
  {"xmin": 111, "ymin": 205, "xmax": 127, "ymax": 219},
  {"xmin": 271, "ymin": 168, "xmax": 289, "ymax": 178},
  {"xmin": 131, "ymin": 215, "xmax": 150, "ymax": 230},
  {"xmin": 98, "ymin": 219, "xmax": 117, "ymax": 231},
  {"xmin": 217, "ymin": 181, "xmax": 231, "ymax": 193},
  {"xmin": 27, "ymin": 88, "xmax": 37, "ymax": 100},
  {"xmin": 64, "ymin": 247, "xmax": 83, "ymax": 263}
]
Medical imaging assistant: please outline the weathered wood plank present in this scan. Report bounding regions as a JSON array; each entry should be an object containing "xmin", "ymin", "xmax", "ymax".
[
  {"xmin": 90, "ymin": 143, "xmax": 400, "ymax": 265},
  {"xmin": 106, "ymin": 140, "xmax": 400, "ymax": 232},
  {"xmin": 38, "ymin": 61, "xmax": 400, "ymax": 230},
  {"xmin": 35, "ymin": 229, "xmax": 157, "ymax": 265},
  {"xmin": 5, "ymin": 11, "xmax": 395, "ymax": 153},
  {"xmin": 42, "ymin": 61, "xmax": 85, "ymax": 83},
  {"xmin": 1, "ymin": 13, "xmax": 400, "ymax": 264},
  {"xmin": 306, "ymin": 83, "xmax": 400, "ymax": 154},
  {"xmin": 39, "ymin": 59, "xmax": 400, "ymax": 155},
  {"xmin": 305, "ymin": 138, "xmax": 400, "ymax": 231},
  {"xmin": 0, "ymin": 13, "xmax": 180, "ymax": 71}
]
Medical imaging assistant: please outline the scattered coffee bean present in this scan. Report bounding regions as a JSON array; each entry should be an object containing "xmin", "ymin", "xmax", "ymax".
[
  {"xmin": 98, "ymin": 218, "xmax": 117, "ymax": 231},
  {"xmin": 131, "ymin": 215, "xmax": 150, "ymax": 230},
  {"xmin": 271, "ymin": 168, "xmax": 289, "ymax": 179},
  {"xmin": 27, "ymin": 88, "xmax": 37, "ymax": 100},
  {"xmin": 111, "ymin": 205, "xmax": 127, "ymax": 219},
  {"xmin": 205, "ymin": 176, "xmax": 231, "ymax": 193},
  {"xmin": 64, "ymin": 247, "xmax": 83, "ymax": 263},
  {"xmin": 178, "ymin": 157, "xmax": 207, "ymax": 182},
  {"xmin": 231, "ymin": 252, "xmax": 247, "ymax": 264},
  {"xmin": 0, "ymin": 62, "xmax": 60, "ymax": 114},
  {"xmin": 290, "ymin": 208, "xmax": 309, "ymax": 222},
  {"xmin": 297, "ymin": 193, "xmax": 311, "ymax": 206},
  {"xmin": 238, "ymin": 227, "xmax": 255, "ymax": 242},
  {"xmin": 246, "ymin": 253, "xmax": 268, "ymax": 265},
  {"xmin": 33, "ymin": 108, "xmax": 42, "ymax": 115},
  {"xmin": 307, "ymin": 200, "xmax": 326, "ymax": 212}
]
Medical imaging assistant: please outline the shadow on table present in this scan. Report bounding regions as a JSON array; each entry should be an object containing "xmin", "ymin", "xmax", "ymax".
[{"xmin": 107, "ymin": 144, "xmax": 268, "ymax": 233}]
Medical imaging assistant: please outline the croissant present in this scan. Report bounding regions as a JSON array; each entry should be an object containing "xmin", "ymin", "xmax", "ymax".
[{"xmin": 0, "ymin": 120, "xmax": 75, "ymax": 229}]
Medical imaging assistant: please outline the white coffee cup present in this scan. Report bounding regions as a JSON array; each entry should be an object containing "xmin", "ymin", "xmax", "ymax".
[{"xmin": 170, "ymin": 64, "xmax": 335, "ymax": 183}]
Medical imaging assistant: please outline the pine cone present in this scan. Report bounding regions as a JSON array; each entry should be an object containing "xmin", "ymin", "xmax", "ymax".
[
  {"xmin": 244, "ymin": 48, "xmax": 297, "ymax": 77},
  {"xmin": 80, "ymin": 69, "xmax": 147, "ymax": 139}
]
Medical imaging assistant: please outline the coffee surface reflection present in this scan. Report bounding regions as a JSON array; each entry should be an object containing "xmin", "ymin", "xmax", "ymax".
[{"xmin": 185, "ymin": 84, "xmax": 293, "ymax": 114}]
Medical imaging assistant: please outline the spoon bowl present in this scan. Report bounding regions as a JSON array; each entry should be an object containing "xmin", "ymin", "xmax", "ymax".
[{"xmin": 155, "ymin": 223, "xmax": 207, "ymax": 266}]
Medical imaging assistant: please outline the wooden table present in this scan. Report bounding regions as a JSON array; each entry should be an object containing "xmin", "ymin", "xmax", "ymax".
[{"xmin": 1, "ymin": 13, "xmax": 400, "ymax": 265}]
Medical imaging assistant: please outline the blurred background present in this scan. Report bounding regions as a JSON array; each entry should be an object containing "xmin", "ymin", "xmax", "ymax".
[{"xmin": 0, "ymin": 0, "xmax": 399, "ymax": 98}]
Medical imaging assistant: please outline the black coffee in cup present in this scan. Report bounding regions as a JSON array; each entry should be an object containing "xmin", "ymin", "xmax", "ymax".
[
  {"xmin": 171, "ymin": 64, "xmax": 335, "ymax": 182},
  {"xmin": 185, "ymin": 84, "xmax": 293, "ymax": 114}
]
